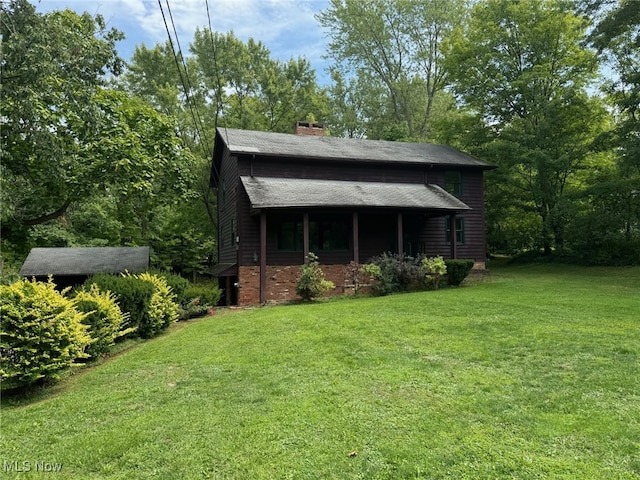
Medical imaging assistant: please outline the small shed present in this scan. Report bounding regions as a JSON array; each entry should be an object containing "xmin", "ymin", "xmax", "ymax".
[{"xmin": 20, "ymin": 247, "xmax": 150, "ymax": 288}]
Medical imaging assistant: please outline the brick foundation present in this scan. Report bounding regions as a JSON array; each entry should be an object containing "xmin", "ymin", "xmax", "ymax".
[
  {"xmin": 238, "ymin": 264, "xmax": 348, "ymax": 306},
  {"xmin": 238, "ymin": 261, "xmax": 486, "ymax": 306}
]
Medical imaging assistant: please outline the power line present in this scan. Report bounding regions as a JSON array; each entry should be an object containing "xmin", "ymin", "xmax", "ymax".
[
  {"xmin": 164, "ymin": 0, "xmax": 212, "ymax": 157},
  {"xmin": 157, "ymin": 0, "xmax": 215, "ymax": 177},
  {"xmin": 204, "ymin": 0, "xmax": 230, "ymax": 151}
]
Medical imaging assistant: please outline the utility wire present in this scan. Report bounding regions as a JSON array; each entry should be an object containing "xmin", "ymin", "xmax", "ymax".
[
  {"xmin": 204, "ymin": 0, "xmax": 230, "ymax": 153},
  {"xmin": 164, "ymin": 0, "xmax": 212, "ymax": 158},
  {"xmin": 158, "ymin": 0, "xmax": 215, "ymax": 177}
]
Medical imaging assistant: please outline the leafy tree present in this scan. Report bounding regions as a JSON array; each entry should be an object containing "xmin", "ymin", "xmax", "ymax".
[
  {"xmin": 325, "ymin": 69, "xmax": 370, "ymax": 138},
  {"xmin": 4, "ymin": 86, "xmax": 202, "ymax": 263},
  {"xmin": 65, "ymin": 89, "xmax": 210, "ymax": 272},
  {"xmin": 445, "ymin": 0, "xmax": 609, "ymax": 254},
  {"xmin": 189, "ymin": 29, "xmax": 328, "ymax": 133},
  {"xmin": 87, "ymin": 89, "xmax": 198, "ymax": 243},
  {"xmin": 0, "ymin": 0, "xmax": 208, "ymax": 271},
  {"xmin": 585, "ymin": 0, "xmax": 640, "ymax": 253},
  {"xmin": 120, "ymin": 42, "xmax": 186, "ymax": 117},
  {"xmin": 317, "ymin": 0, "xmax": 465, "ymax": 140},
  {"xmin": 0, "ymin": 0, "xmax": 124, "ymax": 231}
]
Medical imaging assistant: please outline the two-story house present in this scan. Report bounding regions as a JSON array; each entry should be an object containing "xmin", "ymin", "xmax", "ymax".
[{"xmin": 211, "ymin": 123, "xmax": 494, "ymax": 306}]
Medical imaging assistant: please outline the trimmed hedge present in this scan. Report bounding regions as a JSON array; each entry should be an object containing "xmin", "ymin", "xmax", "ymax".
[
  {"xmin": 85, "ymin": 274, "xmax": 155, "ymax": 338},
  {"xmin": 0, "ymin": 279, "xmax": 91, "ymax": 390},
  {"xmin": 135, "ymin": 272, "xmax": 179, "ymax": 335},
  {"xmin": 183, "ymin": 283, "xmax": 222, "ymax": 308},
  {"xmin": 151, "ymin": 271, "xmax": 191, "ymax": 304},
  {"xmin": 73, "ymin": 284, "xmax": 133, "ymax": 359},
  {"xmin": 445, "ymin": 259, "xmax": 475, "ymax": 286}
]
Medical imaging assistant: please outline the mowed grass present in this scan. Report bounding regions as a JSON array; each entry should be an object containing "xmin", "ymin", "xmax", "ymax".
[{"xmin": 1, "ymin": 264, "xmax": 639, "ymax": 479}]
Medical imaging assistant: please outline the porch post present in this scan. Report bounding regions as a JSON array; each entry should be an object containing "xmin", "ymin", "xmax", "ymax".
[
  {"xmin": 352, "ymin": 211, "xmax": 359, "ymax": 264},
  {"xmin": 260, "ymin": 211, "xmax": 267, "ymax": 304},
  {"xmin": 397, "ymin": 212, "xmax": 404, "ymax": 257},
  {"xmin": 449, "ymin": 214, "xmax": 457, "ymax": 260},
  {"xmin": 303, "ymin": 212, "xmax": 309, "ymax": 262}
]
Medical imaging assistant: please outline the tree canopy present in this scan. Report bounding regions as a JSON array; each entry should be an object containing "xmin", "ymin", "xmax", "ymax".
[
  {"xmin": 0, "ymin": 0, "xmax": 124, "ymax": 227},
  {"xmin": 0, "ymin": 1, "xmax": 203, "ymax": 274},
  {"xmin": 318, "ymin": 0, "xmax": 466, "ymax": 141},
  {"xmin": 1, "ymin": 0, "xmax": 638, "ymax": 277},
  {"xmin": 445, "ymin": 0, "xmax": 608, "ymax": 254}
]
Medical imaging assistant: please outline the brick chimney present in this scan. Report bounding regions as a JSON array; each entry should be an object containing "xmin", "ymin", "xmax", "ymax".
[{"xmin": 294, "ymin": 121, "xmax": 325, "ymax": 136}]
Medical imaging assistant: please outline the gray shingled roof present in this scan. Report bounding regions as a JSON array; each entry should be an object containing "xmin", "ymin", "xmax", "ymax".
[
  {"xmin": 240, "ymin": 177, "xmax": 470, "ymax": 211},
  {"xmin": 218, "ymin": 127, "xmax": 492, "ymax": 168},
  {"xmin": 20, "ymin": 247, "xmax": 150, "ymax": 277}
]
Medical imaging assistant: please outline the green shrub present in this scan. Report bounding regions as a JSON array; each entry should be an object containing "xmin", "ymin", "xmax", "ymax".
[
  {"xmin": 85, "ymin": 274, "xmax": 154, "ymax": 339},
  {"xmin": 183, "ymin": 282, "xmax": 222, "ymax": 307},
  {"xmin": 73, "ymin": 284, "xmax": 134, "ymax": 359},
  {"xmin": 135, "ymin": 272, "xmax": 179, "ymax": 336},
  {"xmin": 179, "ymin": 282, "xmax": 221, "ymax": 319},
  {"xmin": 0, "ymin": 279, "xmax": 91, "ymax": 390},
  {"xmin": 361, "ymin": 263, "xmax": 382, "ymax": 281},
  {"xmin": 367, "ymin": 253, "xmax": 425, "ymax": 295},
  {"xmin": 445, "ymin": 259, "xmax": 475, "ymax": 286},
  {"xmin": 422, "ymin": 256, "xmax": 447, "ymax": 290},
  {"xmin": 296, "ymin": 253, "xmax": 335, "ymax": 301},
  {"xmin": 86, "ymin": 273, "xmax": 179, "ymax": 339},
  {"xmin": 151, "ymin": 270, "xmax": 191, "ymax": 303}
]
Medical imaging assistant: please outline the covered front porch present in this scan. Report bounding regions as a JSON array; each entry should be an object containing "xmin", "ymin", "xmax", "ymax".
[{"xmin": 241, "ymin": 176, "xmax": 470, "ymax": 304}]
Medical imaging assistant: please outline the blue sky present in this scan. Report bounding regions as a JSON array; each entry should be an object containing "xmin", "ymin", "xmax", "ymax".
[{"xmin": 34, "ymin": 0, "xmax": 333, "ymax": 84}]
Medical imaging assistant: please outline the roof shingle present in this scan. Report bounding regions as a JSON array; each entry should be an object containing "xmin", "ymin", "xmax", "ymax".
[
  {"xmin": 20, "ymin": 247, "xmax": 150, "ymax": 277},
  {"xmin": 240, "ymin": 176, "xmax": 470, "ymax": 212},
  {"xmin": 218, "ymin": 127, "xmax": 493, "ymax": 168}
]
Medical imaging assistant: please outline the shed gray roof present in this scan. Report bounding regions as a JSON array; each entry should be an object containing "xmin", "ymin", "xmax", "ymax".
[
  {"xmin": 20, "ymin": 247, "xmax": 150, "ymax": 277},
  {"xmin": 240, "ymin": 176, "xmax": 470, "ymax": 212},
  {"xmin": 218, "ymin": 127, "xmax": 493, "ymax": 168}
]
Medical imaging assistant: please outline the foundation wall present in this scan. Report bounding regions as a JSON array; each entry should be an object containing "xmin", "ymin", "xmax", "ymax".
[
  {"xmin": 238, "ymin": 261, "xmax": 486, "ymax": 306},
  {"xmin": 238, "ymin": 264, "xmax": 347, "ymax": 306}
]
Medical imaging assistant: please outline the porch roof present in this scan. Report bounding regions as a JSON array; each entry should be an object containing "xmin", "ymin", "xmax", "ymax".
[
  {"xmin": 209, "ymin": 262, "xmax": 237, "ymax": 277},
  {"xmin": 240, "ymin": 176, "xmax": 471, "ymax": 212}
]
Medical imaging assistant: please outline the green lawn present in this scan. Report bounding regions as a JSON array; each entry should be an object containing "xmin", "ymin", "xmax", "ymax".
[{"xmin": 2, "ymin": 264, "xmax": 639, "ymax": 479}]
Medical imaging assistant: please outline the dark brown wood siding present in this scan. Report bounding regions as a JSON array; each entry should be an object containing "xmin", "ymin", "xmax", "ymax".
[
  {"xmin": 421, "ymin": 169, "xmax": 486, "ymax": 262},
  {"xmin": 237, "ymin": 181, "xmax": 262, "ymax": 266},
  {"xmin": 358, "ymin": 213, "xmax": 399, "ymax": 261},
  {"xmin": 231, "ymin": 154, "xmax": 488, "ymax": 266},
  {"xmin": 218, "ymin": 149, "xmax": 239, "ymax": 265},
  {"xmin": 239, "ymin": 155, "xmax": 430, "ymax": 184}
]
